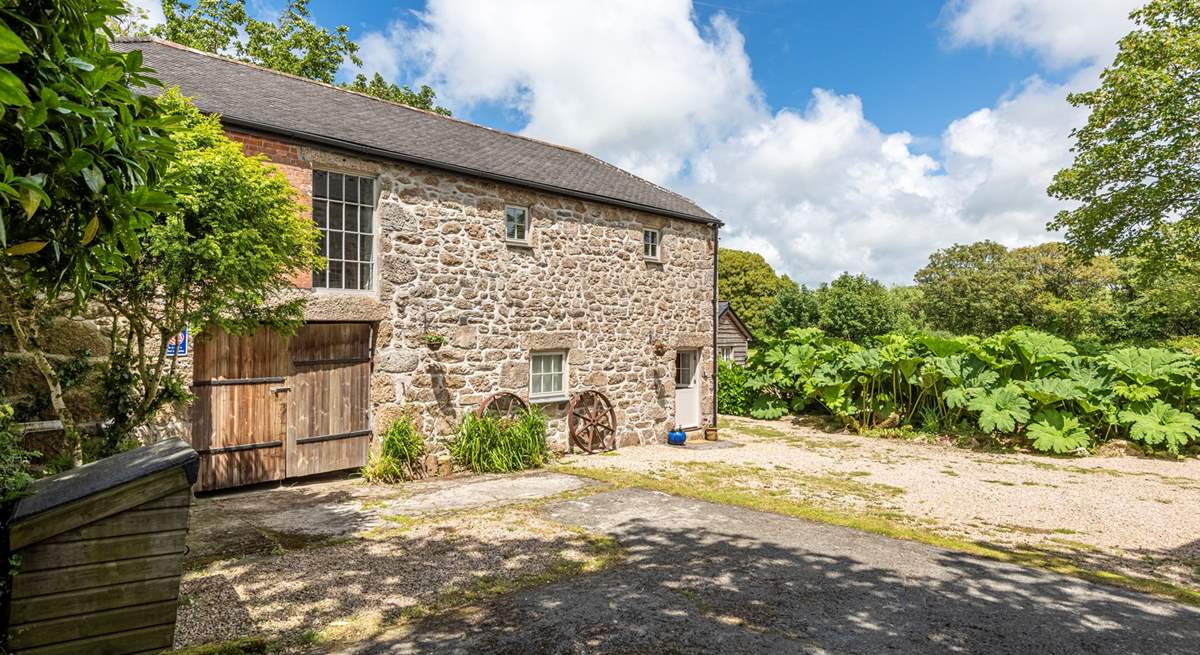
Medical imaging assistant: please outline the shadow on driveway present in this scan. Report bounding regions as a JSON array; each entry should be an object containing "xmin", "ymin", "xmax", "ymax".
[{"xmin": 344, "ymin": 488, "xmax": 1200, "ymax": 655}]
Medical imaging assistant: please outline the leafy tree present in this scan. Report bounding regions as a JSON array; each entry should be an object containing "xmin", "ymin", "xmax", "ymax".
[
  {"xmin": 915, "ymin": 241, "xmax": 1120, "ymax": 339},
  {"xmin": 154, "ymin": 0, "xmax": 452, "ymax": 114},
  {"xmin": 763, "ymin": 278, "xmax": 819, "ymax": 338},
  {"xmin": 345, "ymin": 72, "xmax": 452, "ymax": 116},
  {"xmin": 94, "ymin": 89, "xmax": 321, "ymax": 451},
  {"xmin": 717, "ymin": 248, "xmax": 785, "ymax": 337},
  {"xmin": 1048, "ymin": 0, "xmax": 1200, "ymax": 272},
  {"xmin": 816, "ymin": 273, "xmax": 898, "ymax": 343},
  {"xmin": 914, "ymin": 241, "xmax": 1033, "ymax": 335},
  {"xmin": 0, "ymin": 0, "xmax": 176, "ymax": 463}
]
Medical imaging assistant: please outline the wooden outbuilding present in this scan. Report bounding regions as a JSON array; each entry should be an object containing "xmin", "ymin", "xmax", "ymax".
[
  {"xmin": 717, "ymin": 301, "xmax": 753, "ymax": 364},
  {"xmin": 1, "ymin": 438, "xmax": 198, "ymax": 654}
]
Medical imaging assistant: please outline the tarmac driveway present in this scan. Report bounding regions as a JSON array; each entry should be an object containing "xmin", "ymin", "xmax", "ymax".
[{"xmin": 344, "ymin": 487, "xmax": 1200, "ymax": 655}]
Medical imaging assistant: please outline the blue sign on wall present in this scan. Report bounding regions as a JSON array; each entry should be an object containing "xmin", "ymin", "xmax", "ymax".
[{"xmin": 167, "ymin": 326, "xmax": 188, "ymax": 357}]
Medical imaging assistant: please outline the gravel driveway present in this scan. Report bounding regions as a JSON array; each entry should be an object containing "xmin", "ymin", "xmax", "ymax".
[
  {"xmin": 555, "ymin": 415, "xmax": 1200, "ymax": 592},
  {"xmin": 346, "ymin": 488, "xmax": 1200, "ymax": 654}
]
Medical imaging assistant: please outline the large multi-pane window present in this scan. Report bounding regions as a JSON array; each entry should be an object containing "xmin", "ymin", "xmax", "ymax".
[{"xmin": 313, "ymin": 170, "xmax": 374, "ymax": 291}]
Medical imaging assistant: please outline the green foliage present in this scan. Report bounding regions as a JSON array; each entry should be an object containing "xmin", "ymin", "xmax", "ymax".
[
  {"xmin": 915, "ymin": 241, "xmax": 1120, "ymax": 338},
  {"xmin": 728, "ymin": 326, "xmax": 1200, "ymax": 455},
  {"xmin": 763, "ymin": 280, "xmax": 819, "ymax": 338},
  {"xmin": 1027, "ymin": 410, "xmax": 1091, "ymax": 454},
  {"xmin": 450, "ymin": 408, "xmax": 550, "ymax": 473},
  {"xmin": 0, "ymin": 0, "xmax": 175, "ymax": 302},
  {"xmin": 345, "ymin": 72, "xmax": 451, "ymax": 116},
  {"xmin": 96, "ymin": 89, "xmax": 320, "ymax": 447},
  {"xmin": 154, "ymin": 0, "xmax": 451, "ymax": 114},
  {"xmin": 361, "ymin": 415, "xmax": 425, "ymax": 483},
  {"xmin": 716, "ymin": 358, "xmax": 752, "ymax": 415},
  {"xmin": 1049, "ymin": 0, "xmax": 1200, "ymax": 272},
  {"xmin": 816, "ymin": 273, "xmax": 899, "ymax": 343},
  {"xmin": 0, "ymin": 0, "xmax": 175, "ymax": 462},
  {"xmin": 0, "ymin": 403, "xmax": 36, "ymax": 503},
  {"xmin": 718, "ymin": 248, "xmax": 787, "ymax": 337},
  {"xmin": 155, "ymin": 0, "xmax": 356, "ymax": 83}
]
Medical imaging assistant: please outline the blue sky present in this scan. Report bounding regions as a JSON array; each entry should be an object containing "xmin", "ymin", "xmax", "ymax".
[
  {"xmin": 310, "ymin": 0, "xmax": 1060, "ymax": 139},
  {"xmin": 207, "ymin": 0, "xmax": 1139, "ymax": 284}
]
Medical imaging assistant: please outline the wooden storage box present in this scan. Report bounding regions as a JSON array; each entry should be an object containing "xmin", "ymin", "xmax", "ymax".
[{"xmin": 2, "ymin": 438, "xmax": 199, "ymax": 654}]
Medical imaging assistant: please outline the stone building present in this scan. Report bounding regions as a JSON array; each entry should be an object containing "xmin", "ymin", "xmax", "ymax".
[{"xmin": 115, "ymin": 39, "xmax": 721, "ymax": 488}]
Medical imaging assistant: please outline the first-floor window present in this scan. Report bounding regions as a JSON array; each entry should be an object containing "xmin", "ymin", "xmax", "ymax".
[
  {"xmin": 312, "ymin": 169, "xmax": 375, "ymax": 291},
  {"xmin": 530, "ymin": 351, "xmax": 566, "ymax": 400},
  {"xmin": 506, "ymin": 205, "xmax": 529, "ymax": 243},
  {"xmin": 719, "ymin": 346, "xmax": 735, "ymax": 361},
  {"xmin": 643, "ymin": 228, "xmax": 660, "ymax": 260}
]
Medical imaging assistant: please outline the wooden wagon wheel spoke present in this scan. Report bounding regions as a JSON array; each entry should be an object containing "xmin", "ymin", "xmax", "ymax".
[
  {"xmin": 568, "ymin": 390, "xmax": 617, "ymax": 454},
  {"xmin": 477, "ymin": 392, "xmax": 529, "ymax": 419}
]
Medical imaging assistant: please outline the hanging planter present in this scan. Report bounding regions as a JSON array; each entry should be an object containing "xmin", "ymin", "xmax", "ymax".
[
  {"xmin": 422, "ymin": 332, "xmax": 447, "ymax": 350},
  {"xmin": 652, "ymin": 340, "xmax": 668, "ymax": 357}
]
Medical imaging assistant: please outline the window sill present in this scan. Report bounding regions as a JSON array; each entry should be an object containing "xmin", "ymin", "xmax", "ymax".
[
  {"xmin": 643, "ymin": 257, "xmax": 662, "ymax": 264},
  {"xmin": 505, "ymin": 239, "xmax": 533, "ymax": 249},
  {"xmin": 530, "ymin": 394, "xmax": 569, "ymax": 405}
]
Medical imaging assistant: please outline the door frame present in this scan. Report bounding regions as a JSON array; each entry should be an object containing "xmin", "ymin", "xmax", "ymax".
[{"xmin": 674, "ymin": 349, "xmax": 701, "ymax": 430}]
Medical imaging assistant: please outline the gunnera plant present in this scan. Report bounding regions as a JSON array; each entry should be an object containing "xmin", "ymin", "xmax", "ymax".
[
  {"xmin": 450, "ymin": 407, "xmax": 550, "ymax": 473},
  {"xmin": 361, "ymin": 415, "xmax": 426, "ymax": 483}
]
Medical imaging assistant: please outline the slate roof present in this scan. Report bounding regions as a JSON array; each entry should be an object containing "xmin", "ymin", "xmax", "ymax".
[{"xmin": 113, "ymin": 39, "xmax": 719, "ymax": 225}]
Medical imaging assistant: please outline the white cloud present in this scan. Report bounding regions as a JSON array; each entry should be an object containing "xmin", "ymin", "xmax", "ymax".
[
  {"xmin": 940, "ymin": 0, "xmax": 1139, "ymax": 68},
  {"xmin": 353, "ymin": 0, "xmax": 1136, "ymax": 285}
]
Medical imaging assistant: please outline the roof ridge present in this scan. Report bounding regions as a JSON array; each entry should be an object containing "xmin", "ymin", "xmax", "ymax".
[{"xmin": 119, "ymin": 37, "xmax": 600, "ymax": 159}]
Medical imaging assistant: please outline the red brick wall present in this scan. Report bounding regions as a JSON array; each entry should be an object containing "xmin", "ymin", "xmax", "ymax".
[{"xmin": 226, "ymin": 128, "xmax": 314, "ymax": 289}]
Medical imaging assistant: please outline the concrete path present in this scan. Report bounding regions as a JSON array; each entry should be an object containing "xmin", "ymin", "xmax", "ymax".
[{"xmin": 345, "ymin": 487, "xmax": 1200, "ymax": 655}]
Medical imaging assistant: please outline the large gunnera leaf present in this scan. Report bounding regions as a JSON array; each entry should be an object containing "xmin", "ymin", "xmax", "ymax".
[
  {"xmin": 1027, "ymin": 410, "xmax": 1091, "ymax": 453},
  {"xmin": 1019, "ymin": 378, "xmax": 1083, "ymax": 406},
  {"xmin": 749, "ymin": 395, "xmax": 789, "ymax": 420},
  {"xmin": 967, "ymin": 385, "xmax": 1031, "ymax": 433},
  {"xmin": 1103, "ymin": 348, "xmax": 1195, "ymax": 385},
  {"xmin": 1119, "ymin": 401, "xmax": 1200, "ymax": 454}
]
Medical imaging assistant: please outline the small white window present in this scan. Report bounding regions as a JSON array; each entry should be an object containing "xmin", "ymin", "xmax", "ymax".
[
  {"xmin": 530, "ymin": 351, "xmax": 567, "ymax": 401},
  {"xmin": 643, "ymin": 228, "xmax": 660, "ymax": 261},
  {"xmin": 719, "ymin": 346, "xmax": 735, "ymax": 361},
  {"xmin": 506, "ymin": 206, "xmax": 529, "ymax": 243},
  {"xmin": 675, "ymin": 350, "xmax": 697, "ymax": 388}
]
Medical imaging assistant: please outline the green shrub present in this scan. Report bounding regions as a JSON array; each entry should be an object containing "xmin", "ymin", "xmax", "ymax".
[
  {"xmin": 360, "ymin": 415, "xmax": 425, "ymax": 483},
  {"xmin": 450, "ymin": 408, "xmax": 549, "ymax": 473},
  {"xmin": 0, "ymin": 404, "xmax": 36, "ymax": 504},
  {"xmin": 742, "ymin": 326, "xmax": 1200, "ymax": 455},
  {"xmin": 717, "ymin": 358, "xmax": 752, "ymax": 416}
]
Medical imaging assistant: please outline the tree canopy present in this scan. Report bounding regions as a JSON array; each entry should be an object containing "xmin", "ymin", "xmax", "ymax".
[
  {"xmin": 96, "ymin": 88, "xmax": 321, "ymax": 450},
  {"xmin": 816, "ymin": 273, "xmax": 899, "ymax": 343},
  {"xmin": 153, "ymin": 0, "xmax": 452, "ymax": 115},
  {"xmin": 717, "ymin": 248, "xmax": 787, "ymax": 337},
  {"xmin": 1049, "ymin": 0, "xmax": 1200, "ymax": 272}
]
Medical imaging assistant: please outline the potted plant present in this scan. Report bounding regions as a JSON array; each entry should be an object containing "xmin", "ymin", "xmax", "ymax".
[{"xmin": 422, "ymin": 332, "xmax": 447, "ymax": 350}]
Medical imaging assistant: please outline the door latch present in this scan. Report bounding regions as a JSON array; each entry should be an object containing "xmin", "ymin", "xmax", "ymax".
[{"xmin": 270, "ymin": 386, "xmax": 291, "ymax": 393}]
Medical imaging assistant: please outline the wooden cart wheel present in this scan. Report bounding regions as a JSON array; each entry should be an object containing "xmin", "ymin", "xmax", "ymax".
[
  {"xmin": 567, "ymin": 390, "xmax": 617, "ymax": 454},
  {"xmin": 475, "ymin": 392, "xmax": 529, "ymax": 419}
]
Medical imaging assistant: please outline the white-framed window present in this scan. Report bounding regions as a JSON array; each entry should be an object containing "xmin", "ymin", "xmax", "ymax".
[
  {"xmin": 530, "ymin": 351, "xmax": 567, "ymax": 401},
  {"xmin": 643, "ymin": 228, "xmax": 660, "ymax": 261},
  {"xmin": 312, "ymin": 169, "xmax": 375, "ymax": 291},
  {"xmin": 675, "ymin": 350, "xmax": 697, "ymax": 388},
  {"xmin": 719, "ymin": 346, "xmax": 735, "ymax": 361},
  {"xmin": 506, "ymin": 205, "xmax": 529, "ymax": 244}
]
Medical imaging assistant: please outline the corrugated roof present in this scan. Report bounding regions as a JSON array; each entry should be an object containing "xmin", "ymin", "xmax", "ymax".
[{"xmin": 113, "ymin": 38, "xmax": 719, "ymax": 225}]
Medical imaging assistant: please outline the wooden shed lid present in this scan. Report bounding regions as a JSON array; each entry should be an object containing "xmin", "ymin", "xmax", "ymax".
[{"xmin": 10, "ymin": 438, "xmax": 198, "ymax": 523}]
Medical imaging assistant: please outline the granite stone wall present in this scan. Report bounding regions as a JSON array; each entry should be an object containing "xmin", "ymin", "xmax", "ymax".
[{"xmin": 281, "ymin": 135, "xmax": 718, "ymax": 449}]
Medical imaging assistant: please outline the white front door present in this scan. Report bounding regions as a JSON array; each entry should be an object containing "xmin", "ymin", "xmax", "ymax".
[{"xmin": 675, "ymin": 350, "xmax": 701, "ymax": 429}]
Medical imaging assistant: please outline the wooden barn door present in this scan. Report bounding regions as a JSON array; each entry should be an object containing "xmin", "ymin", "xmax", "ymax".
[
  {"xmin": 191, "ymin": 322, "xmax": 372, "ymax": 491},
  {"xmin": 287, "ymin": 323, "xmax": 373, "ymax": 478},
  {"xmin": 191, "ymin": 329, "xmax": 290, "ymax": 491}
]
